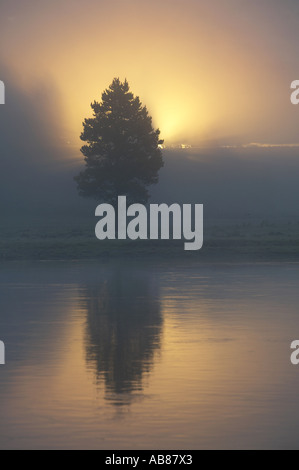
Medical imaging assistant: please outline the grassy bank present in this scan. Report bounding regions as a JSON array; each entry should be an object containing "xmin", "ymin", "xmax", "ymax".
[{"xmin": 1, "ymin": 216, "xmax": 299, "ymax": 261}]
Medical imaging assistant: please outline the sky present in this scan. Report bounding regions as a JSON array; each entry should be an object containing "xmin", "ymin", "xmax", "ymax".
[
  {"xmin": 1, "ymin": 0, "xmax": 299, "ymax": 153},
  {"xmin": 1, "ymin": 1, "xmax": 299, "ymax": 219}
]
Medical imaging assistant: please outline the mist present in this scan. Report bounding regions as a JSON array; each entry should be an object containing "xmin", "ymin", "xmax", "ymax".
[
  {"xmin": 1, "ymin": 57, "xmax": 299, "ymax": 223},
  {"xmin": 0, "ymin": 64, "xmax": 85, "ymax": 216},
  {"xmin": 152, "ymin": 147, "xmax": 299, "ymax": 219}
]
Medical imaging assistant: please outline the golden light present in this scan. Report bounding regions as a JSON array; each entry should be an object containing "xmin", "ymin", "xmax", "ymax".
[{"xmin": 1, "ymin": 0, "xmax": 297, "ymax": 159}]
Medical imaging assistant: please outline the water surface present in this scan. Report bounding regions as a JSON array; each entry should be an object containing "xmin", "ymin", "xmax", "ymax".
[{"xmin": 0, "ymin": 260, "xmax": 298, "ymax": 449}]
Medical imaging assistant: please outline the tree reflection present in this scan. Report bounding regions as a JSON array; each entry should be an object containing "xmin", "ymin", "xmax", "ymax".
[{"xmin": 82, "ymin": 266, "xmax": 163, "ymax": 406}]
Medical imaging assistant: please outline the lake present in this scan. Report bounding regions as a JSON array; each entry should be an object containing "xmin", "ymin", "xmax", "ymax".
[{"xmin": 0, "ymin": 260, "xmax": 298, "ymax": 449}]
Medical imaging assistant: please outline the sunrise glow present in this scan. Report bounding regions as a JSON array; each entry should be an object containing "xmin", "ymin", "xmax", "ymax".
[{"xmin": 1, "ymin": 0, "xmax": 298, "ymax": 160}]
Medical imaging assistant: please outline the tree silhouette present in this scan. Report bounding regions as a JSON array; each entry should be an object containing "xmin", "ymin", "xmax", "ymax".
[{"xmin": 74, "ymin": 78, "xmax": 164, "ymax": 205}]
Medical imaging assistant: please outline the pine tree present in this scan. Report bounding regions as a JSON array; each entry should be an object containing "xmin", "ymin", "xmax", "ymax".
[{"xmin": 74, "ymin": 78, "xmax": 164, "ymax": 206}]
